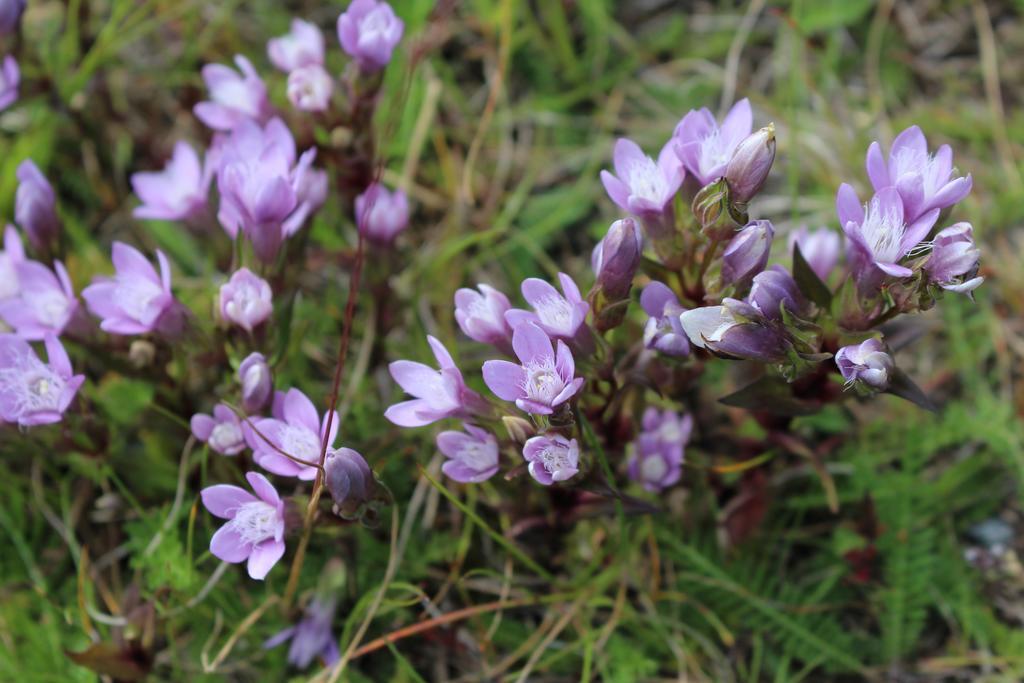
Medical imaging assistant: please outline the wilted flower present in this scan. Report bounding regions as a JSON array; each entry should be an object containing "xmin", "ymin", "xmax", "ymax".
[
  {"xmin": 482, "ymin": 322, "xmax": 584, "ymax": 415},
  {"xmin": 679, "ymin": 300, "xmax": 788, "ymax": 363},
  {"xmin": 264, "ymin": 595, "xmax": 340, "ymax": 669},
  {"xmin": 835, "ymin": 338, "xmax": 893, "ymax": 391},
  {"xmin": 220, "ymin": 268, "xmax": 273, "ymax": 333},
  {"xmin": 191, "ymin": 404, "xmax": 246, "ymax": 456},
  {"xmin": 0, "ymin": 260, "xmax": 79, "ymax": 339},
  {"xmin": 355, "ymin": 183, "xmax": 409, "ymax": 245},
  {"xmin": 600, "ymin": 139, "xmax": 684, "ymax": 230},
  {"xmin": 437, "ymin": 424, "xmax": 500, "ymax": 483},
  {"xmin": 747, "ymin": 265, "xmax": 807, "ymax": 320},
  {"xmin": 249, "ymin": 388, "xmax": 339, "ymax": 481},
  {"xmin": 836, "ymin": 185, "xmax": 938, "ymax": 290},
  {"xmin": 194, "ymin": 55, "xmax": 271, "ymax": 131},
  {"xmin": 82, "ymin": 242, "xmax": 184, "ymax": 337},
  {"xmin": 924, "ymin": 222, "xmax": 983, "ymax": 294},
  {"xmin": 789, "ymin": 226, "xmax": 840, "ymax": 281},
  {"xmin": 721, "ymin": 220, "xmax": 773, "ymax": 288},
  {"xmin": 0, "ymin": 335, "xmax": 84, "ymax": 426},
  {"xmin": 200, "ymin": 472, "xmax": 286, "ymax": 580},
  {"xmin": 384, "ymin": 335, "xmax": 488, "ymax": 427},
  {"xmin": 324, "ymin": 447, "xmax": 375, "ymax": 518},
  {"xmin": 724, "ymin": 123, "xmax": 776, "ymax": 204},
  {"xmin": 0, "ymin": 55, "xmax": 17, "ymax": 111},
  {"xmin": 866, "ymin": 125, "xmax": 972, "ymax": 223},
  {"xmin": 15, "ymin": 160, "xmax": 60, "ymax": 250},
  {"xmin": 337, "ymin": 0, "xmax": 405, "ymax": 73},
  {"xmin": 131, "ymin": 142, "xmax": 212, "ymax": 221},
  {"xmin": 674, "ymin": 98, "xmax": 752, "ymax": 186},
  {"xmin": 627, "ymin": 407, "xmax": 693, "ymax": 492},
  {"xmin": 522, "ymin": 434, "xmax": 579, "ymax": 486},
  {"xmin": 504, "ymin": 273, "xmax": 591, "ymax": 349},
  {"xmin": 287, "ymin": 65, "xmax": 334, "ymax": 112},
  {"xmin": 0, "ymin": 1, "xmax": 25, "ymax": 36},
  {"xmin": 640, "ymin": 281, "xmax": 689, "ymax": 357},
  {"xmin": 0, "ymin": 225, "xmax": 24, "ymax": 301},
  {"xmin": 268, "ymin": 19, "xmax": 325, "ymax": 72},
  {"xmin": 454, "ymin": 284, "xmax": 513, "ymax": 352},
  {"xmin": 239, "ymin": 352, "xmax": 273, "ymax": 414},
  {"xmin": 592, "ymin": 218, "xmax": 643, "ymax": 303}
]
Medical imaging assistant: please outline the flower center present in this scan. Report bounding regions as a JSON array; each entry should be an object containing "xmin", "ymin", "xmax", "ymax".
[
  {"xmin": 228, "ymin": 501, "xmax": 280, "ymax": 546},
  {"xmin": 0, "ymin": 359, "xmax": 65, "ymax": 416},
  {"xmin": 115, "ymin": 276, "xmax": 164, "ymax": 323},
  {"xmin": 522, "ymin": 358, "xmax": 565, "ymax": 406},
  {"xmin": 860, "ymin": 198, "xmax": 906, "ymax": 262},
  {"xmin": 698, "ymin": 129, "xmax": 734, "ymax": 175},
  {"xmin": 359, "ymin": 10, "xmax": 392, "ymax": 40},
  {"xmin": 625, "ymin": 158, "xmax": 667, "ymax": 203},
  {"xmin": 210, "ymin": 421, "xmax": 243, "ymax": 452},
  {"xmin": 280, "ymin": 424, "xmax": 321, "ymax": 464},
  {"xmin": 656, "ymin": 419, "xmax": 683, "ymax": 443},
  {"xmin": 29, "ymin": 289, "xmax": 71, "ymax": 328},
  {"xmin": 534, "ymin": 295, "xmax": 573, "ymax": 332},
  {"xmin": 537, "ymin": 443, "xmax": 574, "ymax": 476},
  {"xmin": 226, "ymin": 283, "xmax": 265, "ymax": 323},
  {"xmin": 640, "ymin": 455, "xmax": 668, "ymax": 482},
  {"xmin": 456, "ymin": 440, "xmax": 496, "ymax": 471}
]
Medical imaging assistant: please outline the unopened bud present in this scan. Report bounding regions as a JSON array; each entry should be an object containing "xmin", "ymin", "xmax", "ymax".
[
  {"xmin": 128, "ymin": 340, "xmax": 156, "ymax": 369},
  {"xmin": 238, "ymin": 352, "xmax": 272, "ymax": 414},
  {"xmin": 721, "ymin": 220, "xmax": 774, "ymax": 289},
  {"xmin": 324, "ymin": 447, "xmax": 381, "ymax": 520},
  {"xmin": 502, "ymin": 415, "xmax": 535, "ymax": 444},
  {"xmin": 725, "ymin": 123, "xmax": 775, "ymax": 204},
  {"xmin": 691, "ymin": 179, "xmax": 729, "ymax": 235},
  {"xmin": 747, "ymin": 265, "xmax": 807, "ymax": 320},
  {"xmin": 592, "ymin": 219, "xmax": 642, "ymax": 302}
]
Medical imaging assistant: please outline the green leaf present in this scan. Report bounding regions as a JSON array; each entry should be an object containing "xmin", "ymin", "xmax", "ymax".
[
  {"xmin": 794, "ymin": 0, "xmax": 875, "ymax": 33},
  {"xmin": 92, "ymin": 376, "xmax": 155, "ymax": 426},
  {"xmin": 793, "ymin": 243, "xmax": 833, "ymax": 309}
]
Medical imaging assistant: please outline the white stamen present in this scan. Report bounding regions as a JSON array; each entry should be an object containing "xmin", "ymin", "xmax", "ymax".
[
  {"xmin": 521, "ymin": 357, "xmax": 566, "ymax": 406},
  {"xmin": 534, "ymin": 295, "xmax": 573, "ymax": 332},
  {"xmin": 859, "ymin": 198, "xmax": 906, "ymax": 262},
  {"xmin": 227, "ymin": 501, "xmax": 280, "ymax": 545}
]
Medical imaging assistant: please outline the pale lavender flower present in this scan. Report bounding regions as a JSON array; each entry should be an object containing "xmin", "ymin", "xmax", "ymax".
[
  {"xmin": 0, "ymin": 55, "xmax": 17, "ymax": 111},
  {"xmin": 482, "ymin": 322, "xmax": 584, "ymax": 416},
  {"xmin": 747, "ymin": 265, "xmax": 807, "ymax": 320},
  {"xmin": 640, "ymin": 282, "xmax": 689, "ymax": 357},
  {"xmin": 0, "ymin": 1, "xmax": 25, "ymax": 35},
  {"xmin": 673, "ymin": 98, "xmax": 752, "ymax": 186},
  {"xmin": 131, "ymin": 142, "xmax": 213, "ymax": 221},
  {"xmin": 220, "ymin": 268, "xmax": 273, "ymax": 332},
  {"xmin": 504, "ymin": 273, "xmax": 590, "ymax": 349},
  {"xmin": 835, "ymin": 338, "xmax": 893, "ymax": 391},
  {"xmin": 836, "ymin": 185, "xmax": 938, "ymax": 290},
  {"xmin": 627, "ymin": 407, "xmax": 693, "ymax": 492},
  {"xmin": 337, "ymin": 0, "xmax": 405, "ymax": 73},
  {"xmin": 592, "ymin": 218, "xmax": 643, "ymax": 302},
  {"xmin": 268, "ymin": 19, "xmax": 325, "ymax": 72},
  {"xmin": 15, "ymin": 160, "xmax": 60, "ymax": 250},
  {"xmin": 721, "ymin": 220, "xmax": 773, "ymax": 288},
  {"xmin": 437, "ymin": 424, "xmax": 499, "ymax": 483},
  {"xmin": 194, "ymin": 55, "xmax": 271, "ymax": 131},
  {"xmin": 385, "ymin": 335, "xmax": 488, "ymax": 427},
  {"xmin": 679, "ymin": 300, "xmax": 788, "ymax": 363},
  {"xmin": 287, "ymin": 65, "xmax": 333, "ymax": 112},
  {"xmin": 200, "ymin": 471, "xmax": 286, "ymax": 580},
  {"xmin": 454, "ymin": 284, "xmax": 513, "ymax": 352},
  {"xmin": 323, "ymin": 447, "xmax": 375, "ymax": 518},
  {"xmin": 0, "ymin": 260, "xmax": 78, "ymax": 339},
  {"xmin": 264, "ymin": 596, "xmax": 339, "ymax": 669},
  {"xmin": 0, "ymin": 334, "xmax": 84, "ymax": 426},
  {"xmin": 191, "ymin": 404, "xmax": 246, "ymax": 456},
  {"xmin": 283, "ymin": 146, "xmax": 328, "ymax": 237},
  {"xmin": 789, "ymin": 226, "xmax": 840, "ymax": 281},
  {"xmin": 522, "ymin": 434, "xmax": 579, "ymax": 486},
  {"xmin": 249, "ymin": 388, "xmax": 339, "ymax": 481},
  {"xmin": 866, "ymin": 125, "xmax": 972, "ymax": 223},
  {"xmin": 0, "ymin": 225, "xmax": 25, "ymax": 301},
  {"xmin": 925, "ymin": 222, "xmax": 983, "ymax": 294},
  {"xmin": 82, "ymin": 242, "xmax": 184, "ymax": 337},
  {"xmin": 600, "ymin": 139, "xmax": 684, "ymax": 226},
  {"xmin": 355, "ymin": 183, "xmax": 409, "ymax": 245},
  {"xmin": 239, "ymin": 352, "xmax": 273, "ymax": 414}
]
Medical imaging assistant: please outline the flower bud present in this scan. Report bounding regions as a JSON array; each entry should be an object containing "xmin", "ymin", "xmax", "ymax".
[
  {"xmin": 679, "ymin": 302, "xmax": 788, "ymax": 363},
  {"xmin": 220, "ymin": 268, "xmax": 273, "ymax": 333},
  {"xmin": 691, "ymin": 178, "xmax": 728, "ymax": 232},
  {"xmin": 454, "ymin": 284, "xmax": 513, "ymax": 351},
  {"xmin": 323, "ymin": 447, "xmax": 377, "ymax": 519},
  {"xmin": 725, "ymin": 123, "xmax": 775, "ymax": 204},
  {"xmin": 128, "ymin": 340, "xmax": 156, "ymax": 369},
  {"xmin": 0, "ymin": 56, "xmax": 17, "ymax": 113},
  {"xmin": 355, "ymin": 183, "xmax": 409, "ymax": 246},
  {"xmin": 747, "ymin": 265, "xmax": 806, "ymax": 320},
  {"xmin": 337, "ymin": 0, "xmax": 405, "ymax": 74},
  {"xmin": 15, "ymin": 160, "xmax": 60, "ymax": 250},
  {"xmin": 592, "ymin": 218, "xmax": 642, "ymax": 303},
  {"xmin": 835, "ymin": 338, "xmax": 893, "ymax": 391},
  {"xmin": 0, "ymin": 1, "xmax": 25, "ymax": 36},
  {"xmin": 925, "ymin": 222, "xmax": 983, "ymax": 294},
  {"xmin": 239, "ymin": 352, "xmax": 272, "ymax": 413},
  {"xmin": 502, "ymin": 415, "xmax": 534, "ymax": 444},
  {"xmin": 287, "ymin": 64, "xmax": 334, "ymax": 112},
  {"xmin": 721, "ymin": 220, "xmax": 773, "ymax": 289}
]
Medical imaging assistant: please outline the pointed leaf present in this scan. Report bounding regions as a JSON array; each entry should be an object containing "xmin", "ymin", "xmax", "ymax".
[
  {"xmin": 719, "ymin": 375, "xmax": 820, "ymax": 416},
  {"xmin": 884, "ymin": 368, "xmax": 938, "ymax": 412},
  {"xmin": 793, "ymin": 243, "xmax": 833, "ymax": 309}
]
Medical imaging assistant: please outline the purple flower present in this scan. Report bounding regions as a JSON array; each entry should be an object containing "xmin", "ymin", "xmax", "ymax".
[
  {"xmin": 482, "ymin": 322, "xmax": 583, "ymax": 415},
  {"xmin": 220, "ymin": 268, "xmax": 273, "ymax": 333},
  {"xmin": 925, "ymin": 222, "xmax": 983, "ymax": 294},
  {"xmin": 724, "ymin": 123, "xmax": 776, "ymax": 204},
  {"xmin": 287, "ymin": 65, "xmax": 333, "ymax": 113},
  {"xmin": 265, "ymin": 596, "xmax": 339, "ymax": 669},
  {"xmin": 249, "ymin": 388, "xmax": 339, "ymax": 481},
  {"xmin": 592, "ymin": 218, "xmax": 643, "ymax": 302},
  {"xmin": 385, "ymin": 335, "xmax": 487, "ymax": 427},
  {"xmin": 747, "ymin": 265, "xmax": 807, "ymax": 320},
  {"xmin": 82, "ymin": 242, "xmax": 184, "ymax": 337},
  {"xmin": 679, "ymin": 301, "xmax": 788, "ymax": 363},
  {"xmin": 15, "ymin": 160, "xmax": 60, "ymax": 250},
  {"xmin": 504, "ymin": 273, "xmax": 590, "ymax": 349},
  {"xmin": 835, "ymin": 338, "xmax": 893, "ymax": 391},
  {"xmin": 268, "ymin": 19, "xmax": 325, "ymax": 72},
  {"xmin": 0, "ymin": 55, "xmax": 17, "ymax": 111},
  {"xmin": 437, "ymin": 424, "xmax": 500, "ymax": 483},
  {"xmin": 789, "ymin": 226, "xmax": 840, "ymax": 281},
  {"xmin": 866, "ymin": 125, "xmax": 972, "ymax": 223},
  {"xmin": 836, "ymin": 185, "xmax": 939, "ymax": 290},
  {"xmin": 131, "ymin": 142, "xmax": 213, "ymax": 221},
  {"xmin": 0, "ymin": 260, "xmax": 78, "ymax": 339},
  {"xmin": 239, "ymin": 352, "xmax": 273, "ymax": 414},
  {"xmin": 600, "ymin": 139, "xmax": 684, "ymax": 223},
  {"xmin": 191, "ymin": 404, "xmax": 246, "ymax": 456},
  {"xmin": 522, "ymin": 434, "xmax": 579, "ymax": 486},
  {"xmin": 323, "ymin": 447, "xmax": 375, "ymax": 518},
  {"xmin": 200, "ymin": 472, "xmax": 286, "ymax": 580},
  {"xmin": 337, "ymin": 0, "xmax": 405, "ymax": 73},
  {"xmin": 721, "ymin": 220, "xmax": 773, "ymax": 288},
  {"xmin": 454, "ymin": 284, "xmax": 513, "ymax": 352},
  {"xmin": 355, "ymin": 183, "xmax": 409, "ymax": 245},
  {"xmin": 0, "ymin": 334, "xmax": 84, "ymax": 426},
  {"xmin": 194, "ymin": 55, "xmax": 270, "ymax": 131},
  {"xmin": 627, "ymin": 407, "xmax": 692, "ymax": 492},
  {"xmin": 0, "ymin": 225, "xmax": 25, "ymax": 302},
  {"xmin": 0, "ymin": 1, "xmax": 25, "ymax": 36},
  {"xmin": 673, "ymin": 98, "xmax": 752, "ymax": 186},
  {"xmin": 640, "ymin": 281, "xmax": 689, "ymax": 357}
]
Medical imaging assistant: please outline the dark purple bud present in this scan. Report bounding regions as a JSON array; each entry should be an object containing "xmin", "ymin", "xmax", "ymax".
[
  {"xmin": 725, "ymin": 123, "xmax": 775, "ymax": 204},
  {"xmin": 747, "ymin": 265, "xmax": 807, "ymax": 320},
  {"xmin": 15, "ymin": 160, "xmax": 60, "ymax": 250},
  {"xmin": 678, "ymin": 302, "xmax": 788, "ymax": 363},
  {"xmin": 721, "ymin": 220, "xmax": 773, "ymax": 288},
  {"xmin": 324, "ymin": 447, "xmax": 375, "ymax": 519},
  {"xmin": 592, "ymin": 218, "xmax": 642, "ymax": 302},
  {"xmin": 0, "ymin": 0, "xmax": 25, "ymax": 36}
]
